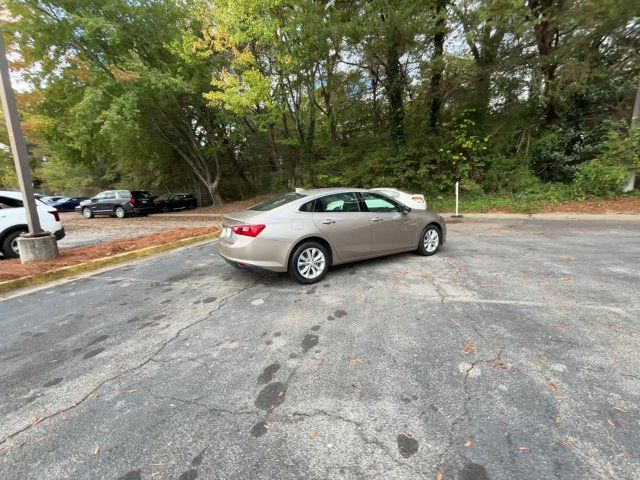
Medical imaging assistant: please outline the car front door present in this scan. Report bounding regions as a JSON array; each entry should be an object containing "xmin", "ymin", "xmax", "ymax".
[
  {"xmin": 359, "ymin": 192, "xmax": 417, "ymax": 254},
  {"xmin": 89, "ymin": 192, "xmax": 108, "ymax": 212},
  {"xmin": 312, "ymin": 192, "xmax": 372, "ymax": 261}
]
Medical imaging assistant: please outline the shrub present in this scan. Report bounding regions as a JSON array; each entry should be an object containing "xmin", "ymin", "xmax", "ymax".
[{"xmin": 573, "ymin": 159, "xmax": 628, "ymax": 197}]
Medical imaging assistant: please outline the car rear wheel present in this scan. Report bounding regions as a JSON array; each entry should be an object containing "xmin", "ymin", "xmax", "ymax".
[
  {"xmin": 289, "ymin": 242, "xmax": 329, "ymax": 284},
  {"xmin": 115, "ymin": 206, "xmax": 126, "ymax": 219},
  {"xmin": 417, "ymin": 225, "xmax": 441, "ymax": 256},
  {"xmin": 82, "ymin": 207, "xmax": 94, "ymax": 219},
  {"xmin": 2, "ymin": 230, "xmax": 26, "ymax": 258}
]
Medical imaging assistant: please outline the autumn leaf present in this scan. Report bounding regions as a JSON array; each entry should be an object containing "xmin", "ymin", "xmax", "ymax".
[
  {"xmin": 93, "ymin": 443, "xmax": 100, "ymax": 455},
  {"xmin": 547, "ymin": 381, "xmax": 557, "ymax": 390},
  {"xmin": 350, "ymin": 358, "xmax": 365, "ymax": 366},
  {"xmin": 310, "ymin": 431, "xmax": 318, "ymax": 440},
  {"xmin": 462, "ymin": 341, "xmax": 475, "ymax": 355},
  {"xmin": 464, "ymin": 440, "xmax": 473, "ymax": 447}
]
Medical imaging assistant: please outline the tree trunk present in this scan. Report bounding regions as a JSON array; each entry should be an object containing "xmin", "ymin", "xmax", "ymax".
[
  {"xmin": 529, "ymin": 0, "xmax": 560, "ymax": 123},
  {"xmin": 428, "ymin": 0, "xmax": 447, "ymax": 130},
  {"xmin": 385, "ymin": 40, "xmax": 404, "ymax": 145}
]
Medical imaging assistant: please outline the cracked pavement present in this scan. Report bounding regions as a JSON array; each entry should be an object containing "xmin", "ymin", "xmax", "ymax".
[{"xmin": 1, "ymin": 218, "xmax": 639, "ymax": 479}]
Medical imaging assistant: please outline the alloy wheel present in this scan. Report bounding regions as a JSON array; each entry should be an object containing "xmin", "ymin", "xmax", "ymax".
[
  {"xmin": 297, "ymin": 247, "xmax": 326, "ymax": 280},
  {"xmin": 423, "ymin": 228, "xmax": 439, "ymax": 253}
]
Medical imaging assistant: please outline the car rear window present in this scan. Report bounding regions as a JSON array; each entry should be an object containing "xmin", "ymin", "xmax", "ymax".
[
  {"xmin": 130, "ymin": 191, "xmax": 151, "ymax": 198},
  {"xmin": 249, "ymin": 193, "xmax": 305, "ymax": 211}
]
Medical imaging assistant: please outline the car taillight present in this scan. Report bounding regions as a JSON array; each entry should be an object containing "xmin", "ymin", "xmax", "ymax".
[
  {"xmin": 129, "ymin": 197, "xmax": 135, "ymax": 204},
  {"xmin": 232, "ymin": 224, "xmax": 266, "ymax": 237},
  {"xmin": 48, "ymin": 210, "xmax": 60, "ymax": 221}
]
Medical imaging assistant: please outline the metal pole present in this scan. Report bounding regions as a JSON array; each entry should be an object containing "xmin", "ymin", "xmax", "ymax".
[
  {"xmin": 452, "ymin": 181, "xmax": 462, "ymax": 218},
  {"xmin": 0, "ymin": 31, "xmax": 42, "ymax": 234}
]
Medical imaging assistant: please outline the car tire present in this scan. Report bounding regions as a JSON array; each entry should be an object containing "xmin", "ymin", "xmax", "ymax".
[
  {"xmin": 115, "ymin": 206, "xmax": 126, "ymax": 219},
  {"xmin": 2, "ymin": 230, "xmax": 26, "ymax": 259},
  {"xmin": 82, "ymin": 207, "xmax": 94, "ymax": 219},
  {"xmin": 417, "ymin": 224, "xmax": 441, "ymax": 256},
  {"xmin": 289, "ymin": 241, "xmax": 329, "ymax": 284}
]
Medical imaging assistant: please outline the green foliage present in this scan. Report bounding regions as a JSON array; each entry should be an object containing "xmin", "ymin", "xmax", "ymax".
[{"xmin": 573, "ymin": 160, "xmax": 629, "ymax": 197}]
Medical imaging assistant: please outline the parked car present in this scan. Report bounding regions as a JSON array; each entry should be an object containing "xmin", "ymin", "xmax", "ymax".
[
  {"xmin": 371, "ymin": 188, "xmax": 427, "ymax": 210},
  {"xmin": 218, "ymin": 188, "xmax": 446, "ymax": 284},
  {"xmin": 49, "ymin": 196, "xmax": 89, "ymax": 212},
  {"xmin": 0, "ymin": 191, "xmax": 65, "ymax": 258},
  {"xmin": 154, "ymin": 193, "xmax": 198, "ymax": 212},
  {"xmin": 40, "ymin": 195, "xmax": 66, "ymax": 205},
  {"xmin": 75, "ymin": 190, "xmax": 155, "ymax": 219}
]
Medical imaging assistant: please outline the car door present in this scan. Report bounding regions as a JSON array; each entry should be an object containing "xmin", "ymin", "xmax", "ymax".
[
  {"xmin": 89, "ymin": 192, "xmax": 107, "ymax": 212},
  {"xmin": 311, "ymin": 192, "xmax": 372, "ymax": 261},
  {"xmin": 359, "ymin": 192, "xmax": 417, "ymax": 254}
]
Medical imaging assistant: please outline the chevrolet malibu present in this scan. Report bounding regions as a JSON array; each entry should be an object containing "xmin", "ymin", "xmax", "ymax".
[{"xmin": 218, "ymin": 188, "xmax": 446, "ymax": 284}]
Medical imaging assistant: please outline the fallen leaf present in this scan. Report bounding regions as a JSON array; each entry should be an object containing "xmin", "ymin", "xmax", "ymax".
[
  {"xmin": 350, "ymin": 358, "xmax": 365, "ymax": 366},
  {"xmin": 518, "ymin": 446, "xmax": 530, "ymax": 451},
  {"xmin": 464, "ymin": 440, "xmax": 473, "ymax": 447},
  {"xmin": 19, "ymin": 437, "xmax": 27, "ymax": 447},
  {"xmin": 547, "ymin": 381, "xmax": 557, "ymax": 390},
  {"xmin": 313, "ymin": 363, "xmax": 323, "ymax": 372},
  {"xmin": 462, "ymin": 341, "xmax": 476, "ymax": 355},
  {"xmin": 169, "ymin": 403, "xmax": 176, "ymax": 408},
  {"xmin": 93, "ymin": 443, "xmax": 100, "ymax": 455},
  {"xmin": 612, "ymin": 405, "xmax": 630, "ymax": 413},
  {"xmin": 126, "ymin": 388, "xmax": 139, "ymax": 393},
  {"xmin": 436, "ymin": 474, "xmax": 444, "ymax": 480},
  {"xmin": 561, "ymin": 440, "xmax": 575, "ymax": 449},
  {"xmin": 310, "ymin": 431, "xmax": 318, "ymax": 440},
  {"xmin": 607, "ymin": 419, "xmax": 615, "ymax": 427}
]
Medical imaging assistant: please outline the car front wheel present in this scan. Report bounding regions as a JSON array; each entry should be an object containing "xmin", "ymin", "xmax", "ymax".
[
  {"xmin": 417, "ymin": 225, "xmax": 441, "ymax": 256},
  {"xmin": 82, "ymin": 207, "xmax": 94, "ymax": 219},
  {"xmin": 289, "ymin": 241, "xmax": 329, "ymax": 284},
  {"xmin": 115, "ymin": 206, "xmax": 126, "ymax": 219}
]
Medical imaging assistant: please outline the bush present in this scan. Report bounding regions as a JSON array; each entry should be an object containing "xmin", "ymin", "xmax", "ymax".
[
  {"xmin": 482, "ymin": 155, "xmax": 541, "ymax": 193},
  {"xmin": 573, "ymin": 159, "xmax": 628, "ymax": 197}
]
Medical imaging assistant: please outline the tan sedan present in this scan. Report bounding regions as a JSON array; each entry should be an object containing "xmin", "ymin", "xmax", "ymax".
[{"xmin": 218, "ymin": 188, "xmax": 446, "ymax": 283}]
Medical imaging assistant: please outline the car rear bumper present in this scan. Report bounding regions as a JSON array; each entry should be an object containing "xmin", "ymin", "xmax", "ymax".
[
  {"xmin": 217, "ymin": 237, "xmax": 290, "ymax": 273},
  {"xmin": 54, "ymin": 227, "xmax": 65, "ymax": 240}
]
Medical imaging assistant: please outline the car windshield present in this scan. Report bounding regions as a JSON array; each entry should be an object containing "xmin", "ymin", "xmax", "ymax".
[{"xmin": 249, "ymin": 193, "xmax": 305, "ymax": 211}]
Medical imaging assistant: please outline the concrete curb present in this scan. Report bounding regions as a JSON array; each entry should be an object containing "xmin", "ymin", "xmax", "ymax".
[
  {"xmin": 440, "ymin": 212, "xmax": 640, "ymax": 221},
  {"xmin": 0, "ymin": 232, "xmax": 219, "ymax": 295}
]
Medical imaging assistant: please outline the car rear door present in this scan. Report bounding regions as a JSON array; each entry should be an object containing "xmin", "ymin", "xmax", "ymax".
[
  {"xmin": 312, "ymin": 192, "xmax": 371, "ymax": 261},
  {"xmin": 359, "ymin": 192, "xmax": 417, "ymax": 254}
]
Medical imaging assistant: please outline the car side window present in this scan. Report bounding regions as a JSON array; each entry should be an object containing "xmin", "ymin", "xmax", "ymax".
[
  {"xmin": 299, "ymin": 200, "xmax": 315, "ymax": 212},
  {"xmin": 0, "ymin": 196, "xmax": 23, "ymax": 208},
  {"xmin": 360, "ymin": 192, "xmax": 401, "ymax": 213},
  {"xmin": 314, "ymin": 193, "xmax": 360, "ymax": 213},
  {"xmin": 104, "ymin": 192, "xmax": 117, "ymax": 200}
]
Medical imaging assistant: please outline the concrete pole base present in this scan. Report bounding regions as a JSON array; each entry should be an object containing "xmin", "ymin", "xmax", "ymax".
[{"xmin": 17, "ymin": 233, "xmax": 59, "ymax": 264}]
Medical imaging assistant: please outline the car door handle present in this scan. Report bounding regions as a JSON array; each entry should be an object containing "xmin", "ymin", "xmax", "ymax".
[
  {"xmin": 371, "ymin": 217, "xmax": 383, "ymax": 222},
  {"xmin": 321, "ymin": 219, "xmax": 335, "ymax": 225}
]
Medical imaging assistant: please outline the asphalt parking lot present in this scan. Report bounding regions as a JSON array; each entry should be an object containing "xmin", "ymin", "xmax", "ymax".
[{"xmin": 1, "ymin": 219, "xmax": 639, "ymax": 480}]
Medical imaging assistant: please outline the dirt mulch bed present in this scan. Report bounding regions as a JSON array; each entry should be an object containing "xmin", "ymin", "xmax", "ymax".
[
  {"xmin": 0, "ymin": 227, "xmax": 216, "ymax": 281},
  {"xmin": 540, "ymin": 196, "xmax": 640, "ymax": 214}
]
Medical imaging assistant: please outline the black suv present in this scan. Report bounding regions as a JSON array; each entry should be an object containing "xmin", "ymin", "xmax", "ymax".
[
  {"xmin": 76, "ymin": 190, "xmax": 155, "ymax": 219},
  {"xmin": 154, "ymin": 193, "xmax": 198, "ymax": 212}
]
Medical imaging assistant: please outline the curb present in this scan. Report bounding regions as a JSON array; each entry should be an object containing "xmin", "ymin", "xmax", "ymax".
[
  {"xmin": 439, "ymin": 212, "xmax": 640, "ymax": 221},
  {"xmin": 0, "ymin": 232, "xmax": 219, "ymax": 295}
]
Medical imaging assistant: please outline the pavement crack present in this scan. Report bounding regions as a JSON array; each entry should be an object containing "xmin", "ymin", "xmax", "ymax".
[
  {"xmin": 0, "ymin": 277, "xmax": 264, "ymax": 447},
  {"xmin": 142, "ymin": 388, "xmax": 258, "ymax": 417}
]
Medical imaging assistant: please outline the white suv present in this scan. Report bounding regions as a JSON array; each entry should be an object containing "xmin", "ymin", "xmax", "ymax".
[{"xmin": 0, "ymin": 191, "xmax": 65, "ymax": 258}]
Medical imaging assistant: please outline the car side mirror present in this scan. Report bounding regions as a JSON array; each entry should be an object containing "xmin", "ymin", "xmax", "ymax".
[
  {"xmin": 91, "ymin": 198, "xmax": 98, "ymax": 202},
  {"xmin": 402, "ymin": 206, "xmax": 411, "ymax": 214}
]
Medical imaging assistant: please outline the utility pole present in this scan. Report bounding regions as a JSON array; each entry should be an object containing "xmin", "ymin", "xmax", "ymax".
[
  {"xmin": 0, "ymin": 30, "xmax": 58, "ymax": 262},
  {"xmin": 624, "ymin": 77, "xmax": 640, "ymax": 192},
  {"xmin": 0, "ymin": 31, "xmax": 41, "ymax": 233},
  {"xmin": 632, "ymin": 77, "xmax": 640, "ymax": 130}
]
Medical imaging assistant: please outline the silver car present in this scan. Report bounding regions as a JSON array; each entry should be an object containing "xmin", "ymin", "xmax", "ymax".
[{"xmin": 218, "ymin": 188, "xmax": 446, "ymax": 283}]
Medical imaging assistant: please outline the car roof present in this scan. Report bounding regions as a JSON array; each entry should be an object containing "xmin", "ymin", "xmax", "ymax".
[
  {"xmin": 296, "ymin": 187, "xmax": 371, "ymax": 197},
  {"xmin": 0, "ymin": 191, "xmax": 24, "ymax": 200}
]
